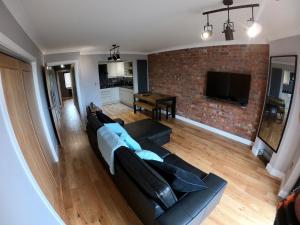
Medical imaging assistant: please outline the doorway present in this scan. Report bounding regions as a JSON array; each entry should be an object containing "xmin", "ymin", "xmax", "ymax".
[{"xmin": 44, "ymin": 63, "xmax": 80, "ymax": 145}]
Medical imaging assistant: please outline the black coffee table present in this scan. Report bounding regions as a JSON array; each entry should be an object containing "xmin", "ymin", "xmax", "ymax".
[{"xmin": 124, "ymin": 119, "xmax": 172, "ymax": 146}]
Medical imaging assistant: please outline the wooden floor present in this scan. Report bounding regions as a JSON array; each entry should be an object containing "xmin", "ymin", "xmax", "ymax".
[{"xmin": 58, "ymin": 100, "xmax": 280, "ymax": 225}]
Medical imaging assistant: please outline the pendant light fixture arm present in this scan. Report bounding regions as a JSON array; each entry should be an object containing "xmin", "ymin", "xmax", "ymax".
[
  {"xmin": 203, "ymin": 4, "xmax": 259, "ymax": 15},
  {"xmin": 201, "ymin": 2, "xmax": 260, "ymax": 41}
]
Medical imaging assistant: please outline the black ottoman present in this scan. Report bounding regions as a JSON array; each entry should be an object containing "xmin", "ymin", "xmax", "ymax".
[{"xmin": 124, "ymin": 119, "xmax": 172, "ymax": 146}]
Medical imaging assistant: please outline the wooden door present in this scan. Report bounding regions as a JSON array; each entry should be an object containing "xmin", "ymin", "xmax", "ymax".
[
  {"xmin": 0, "ymin": 53, "xmax": 60, "ymax": 211},
  {"xmin": 45, "ymin": 68, "xmax": 63, "ymax": 145}
]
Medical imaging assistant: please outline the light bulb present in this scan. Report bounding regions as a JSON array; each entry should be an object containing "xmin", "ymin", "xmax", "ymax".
[
  {"xmin": 201, "ymin": 30, "xmax": 212, "ymax": 40},
  {"xmin": 247, "ymin": 22, "xmax": 262, "ymax": 38}
]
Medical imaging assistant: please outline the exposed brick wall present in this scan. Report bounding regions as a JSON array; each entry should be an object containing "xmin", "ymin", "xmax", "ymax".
[{"xmin": 148, "ymin": 45, "xmax": 269, "ymax": 141}]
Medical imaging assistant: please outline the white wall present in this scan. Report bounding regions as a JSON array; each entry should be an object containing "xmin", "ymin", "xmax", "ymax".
[
  {"xmin": 267, "ymin": 35, "xmax": 300, "ymax": 196},
  {"xmin": 44, "ymin": 52, "xmax": 80, "ymax": 63},
  {"xmin": 0, "ymin": 1, "xmax": 62, "ymax": 224}
]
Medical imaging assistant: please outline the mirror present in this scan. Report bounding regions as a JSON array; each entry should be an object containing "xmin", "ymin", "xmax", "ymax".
[{"xmin": 258, "ymin": 55, "xmax": 298, "ymax": 152}]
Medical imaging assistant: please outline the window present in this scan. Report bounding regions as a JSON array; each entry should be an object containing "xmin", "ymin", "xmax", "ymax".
[{"xmin": 64, "ymin": 73, "xmax": 72, "ymax": 88}]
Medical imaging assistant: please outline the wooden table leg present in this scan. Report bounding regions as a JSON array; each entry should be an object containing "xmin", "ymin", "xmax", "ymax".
[
  {"xmin": 171, "ymin": 97, "xmax": 176, "ymax": 118},
  {"xmin": 133, "ymin": 95, "xmax": 137, "ymax": 113}
]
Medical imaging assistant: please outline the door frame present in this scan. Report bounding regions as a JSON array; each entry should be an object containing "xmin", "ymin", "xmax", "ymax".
[
  {"xmin": 0, "ymin": 32, "xmax": 64, "ymax": 225},
  {"xmin": 47, "ymin": 60, "xmax": 84, "ymax": 119}
]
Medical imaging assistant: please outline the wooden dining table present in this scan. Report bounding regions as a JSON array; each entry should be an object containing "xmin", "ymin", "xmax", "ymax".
[{"xmin": 133, "ymin": 92, "xmax": 177, "ymax": 118}]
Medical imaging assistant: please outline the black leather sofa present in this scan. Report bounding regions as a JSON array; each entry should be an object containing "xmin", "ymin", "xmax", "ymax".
[{"xmin": 86, "ymin": 106, "xmax": 227, "ymax": 225}]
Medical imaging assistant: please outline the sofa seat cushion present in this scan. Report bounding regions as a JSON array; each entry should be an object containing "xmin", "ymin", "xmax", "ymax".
[
  {"xmin": 139, "ymin": 139, "xmax": 171, "ymax": 159},
  {"xmin": 164, "ymin": 154, "xmax": 207, "ymax": 180},
  {"xmin": 147, "ymin": 160, "xmax": 208, "ymax": 193},
  {"xmin": 124, "ymin": 119, "xmax": 172, "ymax": 145}
]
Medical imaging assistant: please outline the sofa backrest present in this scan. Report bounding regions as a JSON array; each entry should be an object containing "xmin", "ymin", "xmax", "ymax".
[{"xmin": 115, "ymin": 147, "xmax": 178, "ymax": 209}]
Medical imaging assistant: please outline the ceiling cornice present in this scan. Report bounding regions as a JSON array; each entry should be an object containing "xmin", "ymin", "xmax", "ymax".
[
  {"xmin": 80, "ymin": 50, "xmax": 148, "ymax": 56},
  {"xmin": 148, "ymin": 38, "xmax": 269, "ymax": 55},
  {"xmin": 43, "ymin": 48, "xmax": 149, "ymax": 56}
]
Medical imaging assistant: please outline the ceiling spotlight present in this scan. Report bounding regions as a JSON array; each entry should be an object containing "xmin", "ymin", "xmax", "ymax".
[
  {"xmin": 223, "ymin": 21, "xmax": 234, "ymax": 41},
  {"xmin": 60, "ymin": 64, "xmax": 65, "ymax": 68},
  {"xmin": 107, "ymin": 44, "xmax": 121, "ymax": 62},
  {"xmin": 247, "ymin": 22, "xmax": 262, "ymax": 38},
  {"xmin": 201, "ymin": 14, "xmax": 213, "ymax": 40},
  {"xmin": 222, "ymin": 7, "xmax": 235, "ymax": 41},
  {"xmin": 246, "ymin": 7, "xmax": 262, "ymax": 38}
]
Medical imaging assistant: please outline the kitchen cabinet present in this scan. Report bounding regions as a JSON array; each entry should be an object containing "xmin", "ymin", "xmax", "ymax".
[
  {"xmin": 119, "ymin": 87, "xmax": 134, "ymax": 106},
  {"xmin": 100, "ymin": 87, "xmax": 120, "ymax": 105},
  {"xmin": 100, "ymin": 87, "xmax": 133, "ymax": 106}
]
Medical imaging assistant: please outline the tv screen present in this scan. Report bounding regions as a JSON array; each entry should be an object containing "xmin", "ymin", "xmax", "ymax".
[{"xmin": 206, "ymin": 71, "xmax": 251, "ymax": 106}]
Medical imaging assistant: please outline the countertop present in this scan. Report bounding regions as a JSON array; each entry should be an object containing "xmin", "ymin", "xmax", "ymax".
[{"xmin": 100, "ymin": 86, "xmax": 133, "ymax": 90}]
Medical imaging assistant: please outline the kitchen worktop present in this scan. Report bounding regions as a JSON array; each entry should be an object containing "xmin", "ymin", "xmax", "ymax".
[{"xmin": 101, "ymin": 85, "xmax": 133, "ymax": 90}]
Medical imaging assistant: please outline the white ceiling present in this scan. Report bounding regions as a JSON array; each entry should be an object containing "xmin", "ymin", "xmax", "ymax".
[{"xmin": 3, "ymin": 0, "xmax": 300, "ymax": 54}]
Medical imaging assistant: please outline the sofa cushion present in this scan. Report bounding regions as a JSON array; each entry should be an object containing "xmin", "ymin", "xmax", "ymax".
[
  {"xmin": 135, "ymin": 150, "xmax": 164, "ymax": 162},
  {"xmin": 115, "ymin": 147, "xmax": 178, "ymax": 209},
  {"xmin": 124, "ymin": 119, "xmax": 172, "ymax": 144},
  {"xmin": 147, "ymin": 160, "xmax": 208, "ymax": 193},
  {"xmin": 139, "ymin": 139, "xmax": 170, "ymax": 159},
  {"xmin": 164, "ymin": 154, "xmax": 207, "ymax": 179},
  {"xmin": 96, "ymin": 111, "xmax": 115, "ymax": 123}
]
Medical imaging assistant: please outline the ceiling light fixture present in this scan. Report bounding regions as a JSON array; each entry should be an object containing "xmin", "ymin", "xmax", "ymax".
[
  {"xmin": 108, "ymin": 44, "xmax": 121, "ymax": 62},
  {"xmin": 202, "ymin": 0, "xmax": 260, "ymax": 41},
  {"xmin": 201, "ymin": 14, "xmax": 213, "ymax": 40},
  {"xmin": 222, "ymin": 4, "xmax": 235, "ymax": 41},
  {"xmin": 60, "ymin": 64, "xmax": 65, "ymax": 68},
  {"xmin": 246, "ymin": 6, "xmax": 262, "ymax": 38}
]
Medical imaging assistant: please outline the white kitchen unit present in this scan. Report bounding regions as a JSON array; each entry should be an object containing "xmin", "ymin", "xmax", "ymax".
[
  {"xmin": 100, "ymin": 87, "xmax": 133, "ymax": 106},
  {"xmin": 100, "ymin": 87, "xmax": 120, "ymax": 105},
  {"xmin": 119, "ymin": 87, "xmax": 134, "ymax": 106}
]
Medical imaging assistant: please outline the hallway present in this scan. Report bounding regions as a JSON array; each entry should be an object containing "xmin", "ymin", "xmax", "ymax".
[{"xmin": 58, "ymin": 99, "xmax": 142, "ymax": 225}]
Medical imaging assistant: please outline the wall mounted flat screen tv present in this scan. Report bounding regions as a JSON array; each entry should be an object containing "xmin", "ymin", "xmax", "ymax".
[{"xmin": 206, "ymin": 71, "xmax": 251, "ymax": 106}]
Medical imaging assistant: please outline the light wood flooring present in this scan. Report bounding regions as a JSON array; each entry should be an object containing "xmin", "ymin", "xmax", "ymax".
[{"xmin": 58, "ymin": 100, "xmax": 280, "ymax": 225}]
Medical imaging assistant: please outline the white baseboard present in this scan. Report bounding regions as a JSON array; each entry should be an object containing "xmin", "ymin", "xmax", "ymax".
[
  {"xmin": 175, "ymin": 115, "xmax": 253, "ymax": 146},
  {"xmin": 266, "ymin": 163, "xmax": 285, "ymax": 180}
]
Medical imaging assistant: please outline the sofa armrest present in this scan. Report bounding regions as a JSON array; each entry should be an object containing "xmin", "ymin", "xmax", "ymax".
[{"xmin": 154, "ymin": 173, "xmax": 227, "ymax": 225}]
